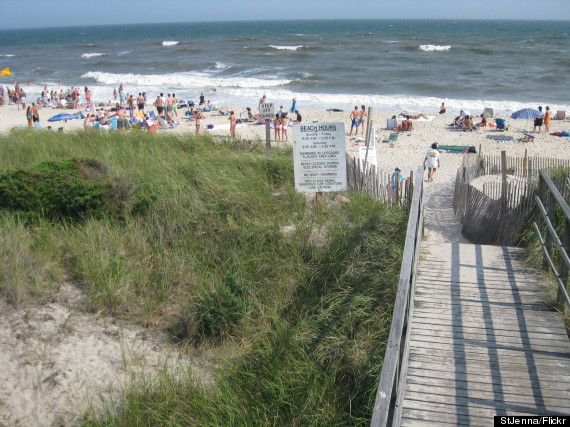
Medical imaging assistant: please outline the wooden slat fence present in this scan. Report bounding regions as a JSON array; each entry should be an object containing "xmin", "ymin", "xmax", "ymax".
[
  {"xmin": 481, "ymin": 154, "xmax": 570, "ymax": 179},
  {"xmin": 346, "ymin": 154, "xmax": 413, "ymax": 206},
  {"xmin": 454, "ymin": 153, "xmax": 570, "ymax": 246}
]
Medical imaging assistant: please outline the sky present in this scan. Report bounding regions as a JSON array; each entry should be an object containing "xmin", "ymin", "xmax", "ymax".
[{"xmin": 2, "ymin": 0, "xmax": 570, "ymax": 29}]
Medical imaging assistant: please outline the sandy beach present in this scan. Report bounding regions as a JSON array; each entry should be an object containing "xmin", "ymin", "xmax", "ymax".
[{"xmin": 1, "ymin": 100, "xmax": 570, "ymax": 425}]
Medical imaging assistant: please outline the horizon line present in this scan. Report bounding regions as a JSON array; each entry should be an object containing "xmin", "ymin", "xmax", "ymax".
[{"xmin": 2, "ymin": 17, "xmax": 570, "ymax": 32}]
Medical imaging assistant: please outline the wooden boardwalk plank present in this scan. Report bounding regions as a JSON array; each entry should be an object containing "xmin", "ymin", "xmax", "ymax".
[{"xmin": 399, "ymin": 242, "xmax": 570, "ymax": 425}]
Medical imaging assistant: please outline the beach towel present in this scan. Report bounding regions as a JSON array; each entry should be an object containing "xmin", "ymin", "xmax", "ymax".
[
  {"xmin": 437, "ymin": 145, "xmax": 471, "ymax": 153},
  {"xmin": 487, "ymin": 135, "xmax": 514, "ymax": 141}
]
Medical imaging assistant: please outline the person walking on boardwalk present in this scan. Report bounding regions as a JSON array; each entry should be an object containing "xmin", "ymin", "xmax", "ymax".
[{"xmin": 423, "ymin": 142, "xmax": 440, "ymax": 182}]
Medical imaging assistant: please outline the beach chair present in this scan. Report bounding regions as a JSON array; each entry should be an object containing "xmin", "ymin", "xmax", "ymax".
[
  {"xmin": 482, "ymin": 108, "xmax": 494, "ymax": 118},
  {"xmin": 556, "ymin": 110, "xmax": 566, "ymax": 120},
  {"xmin": 156, "ymin": 117, "xmax": 170, "ymax": 129},
  {"xmin": 386, "ymin": 118, "xmax": 397, "ymax": 130},
  {"xmin": 383, "ymin": 132, "xmax": 399, "ymax": 143},
  {"xmin": 495, "ymin": 118, "xmax": 507, "ymax": 131}
]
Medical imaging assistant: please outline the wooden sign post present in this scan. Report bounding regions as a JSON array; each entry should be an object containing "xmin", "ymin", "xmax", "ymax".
[{"xmin": 259, "ymin": 103, "xmax": 275, "ymax": 159}]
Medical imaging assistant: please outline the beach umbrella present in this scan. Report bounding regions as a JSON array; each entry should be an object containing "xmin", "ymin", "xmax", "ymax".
[
  {"xmin": 510, "ymin": 108, "xmax": 542, "ymax": 131},
  {"xmin": 510, "ymin": 108, "xmax": 542, "ymax": 120},
  {"xmin": 48, "ymin": 113, "xmax": 77, "ymax": 122}
]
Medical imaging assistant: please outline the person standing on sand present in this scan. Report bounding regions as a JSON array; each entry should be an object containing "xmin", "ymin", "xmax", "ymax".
[
  {"xmin": 137, "ymin": 93, "xmax": 145, "ymax": 113},
  {"xmin": 31, "ymin": 102, "xmax": 39, "ymax": 126},
  {"xmin": 358, "ymin": 105, "xmax": 367, "ymax": 135},
  {"xmin": 229, "ymin": 111, "xmax": 236, "ymax": 138},
  {"xmin": 290, "ymin": 97, "xmax": 297, "ymax": 113},
  {"xmin": 349, "ymin": 106, "xmax": 360, "ymax": 136},
  {"xmin": 273, "ymin": 114, "xmax": 281, "ymax": 141},
  {"xmin": 281, "ymin": 115, "xmax": 288, "ymax": 141},
  {"xmin": 154, "ymin": 95, "xmax": 164, "ymax": 117},
  {"xmin": 424, "ymin": 143, "xmax": 441, "ymax": 182},
  {"xmin": 26, "ymin": 106, "xmax": 33, "ymax": 128},
  {"xmin": 544, "ymin": 106, "xmax": 551, "ymax": 133},
  {"xmin": 533, "ymin": 106, "xmax": 544, "ymax": 133}
]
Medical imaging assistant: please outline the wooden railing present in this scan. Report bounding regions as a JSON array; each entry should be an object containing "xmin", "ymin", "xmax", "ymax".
[
  {"xmin": 533, "ymin": 170, "xmax": 570, "ymax": 310},
  {"xmin": 370, "ymin": 165, "xmax": 425, "ymax": 427}
]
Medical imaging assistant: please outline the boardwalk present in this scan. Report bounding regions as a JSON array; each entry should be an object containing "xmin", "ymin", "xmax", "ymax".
[{"xmin": 400, "ymin": 242, "xmax": 570, "ymax": 426}]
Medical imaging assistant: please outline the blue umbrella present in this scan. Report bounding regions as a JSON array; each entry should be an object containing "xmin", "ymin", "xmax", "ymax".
[
  {"xmin": 48, "ymin": 113, "xmax": 77, "ymax": 122},
  {"xmin": 510, "ymin": 108, "xmax": 542, "ymax": 120}
]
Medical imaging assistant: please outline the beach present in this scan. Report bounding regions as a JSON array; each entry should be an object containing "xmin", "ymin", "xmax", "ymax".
[
  {"xmin": 1, "ymin": 99, "xmax": 570, "ymax": 425},
  {"xmin": 2, "ymin": 101, "xmax": 569, "ymax": 173}
]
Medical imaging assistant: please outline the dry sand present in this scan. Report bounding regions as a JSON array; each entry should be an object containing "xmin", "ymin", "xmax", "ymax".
[{"xmin": 1, "ymin": 102, "xmax": 570, "ymax": 425}]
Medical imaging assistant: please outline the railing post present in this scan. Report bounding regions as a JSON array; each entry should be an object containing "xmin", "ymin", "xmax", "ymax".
[
  {"xmin": 537, "ymin": 174, "xmax": 547, "ymax": 270},
  {"xmin": 559, "ymin": 217, "xmax": 570, "ymax": 310},
  {"xmin": 545, "ymin": 188, "xmax": 556, "ymax": 272}
]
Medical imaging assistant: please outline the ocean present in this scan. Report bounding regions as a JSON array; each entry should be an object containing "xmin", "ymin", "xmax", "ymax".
[{"xmin": 1, "ymin": 19, "xmax": 569, "ymax": 114}]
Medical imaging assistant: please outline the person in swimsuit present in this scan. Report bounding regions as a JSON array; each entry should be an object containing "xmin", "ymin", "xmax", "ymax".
[
  {"xmin": 229, "ymin": 111, "xmax": 236, "ymax": 138},
  {"xmin": 117, "ymin": 107, "xmax": 126, "ymax": 131},
  {"xmin": 26, "ymin": 106, "xmax": 33, "ymax": 128},
  {"xmin": 273, "ymin": 114, "xmax": 281, "ymax": 141},
  {"xmin": 154, "ymin": 95, "xmax": 164, "ymax": 117},
  {"xmin": 349, "ymin": 106, "xmax": 360, "ymax": 136},
  {"xmin": 544, "ymin": 106, "xmax": 551, "ymax": 133},
  {"xmin": 31, "ymin": 103, "xmax": 39, "ymax": 124},
  {"xmin": 439, "ymin": 102, "xmax": 446, "ymax": 114},
  {"xmin": 137, "ymin": 93, "xmax": 145, "ymax": 112},
  {"xmin": 172, "ymin": 93, "xmax": 178, "ymax": 117},
  {"xmin": 358, "ymin": 105, "xmax": 367, "ymax": 135}
]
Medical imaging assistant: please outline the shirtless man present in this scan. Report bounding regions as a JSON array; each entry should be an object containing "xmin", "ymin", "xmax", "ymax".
[
  {"xmin": 137, "ymin": 93, "xmax": 145, "ymax": 112},
  {"xmin": 117, "ymin": 107, "xmax": 126, "ymax": 131},
  {"xmin": 154, "ymin": 95, "xmax": 164, "ymax": 117},
  {"xmin": 31, "ymin": 102, "xmax": 39, "ymax": 124},
  {"xmin": 349, "ymin": 106, "xmax": 360, "ymax": 136}
]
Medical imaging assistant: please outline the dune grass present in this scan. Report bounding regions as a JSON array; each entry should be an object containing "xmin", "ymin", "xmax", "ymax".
[{"xmin": 0, "ymin": 130, "xmax": 408, "ymax": 425}]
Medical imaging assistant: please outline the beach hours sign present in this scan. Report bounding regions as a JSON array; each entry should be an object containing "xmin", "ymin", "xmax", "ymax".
[
  {"xmin": 293, "ymin": 122, "xmax": 347, "ymax": 192},
  {"xmin": 259, "ymin": 103, "xmax": 275, "ymax": 120}
]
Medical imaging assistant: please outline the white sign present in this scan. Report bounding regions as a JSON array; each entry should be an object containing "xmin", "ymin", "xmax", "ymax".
[
  {"xmin": 293, "ymin": 122, "xmax": 347, "ymax": 192},
  {"xmin": 259, "ymin": 103, "xmax": 275, "ymax": 120}
]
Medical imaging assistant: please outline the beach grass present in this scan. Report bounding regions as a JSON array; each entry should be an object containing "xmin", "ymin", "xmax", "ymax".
[{"xmin": 0, "ymin": 130, "xmax": 407, "ymax": 425}]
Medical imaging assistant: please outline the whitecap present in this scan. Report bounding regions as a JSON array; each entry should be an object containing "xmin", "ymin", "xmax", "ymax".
[
  {"xmin": 81, "ymin": 71, "xmax": 291, "ymax": 89},
  {"xmin": 419, "ymin": 45, "xmax": 451, "ymax": 52},
  {"xmin": 2, "ymin": 54, "xmax": 15, "ymax": 57},
  {"xmin": 162, "ymin": 41, "xmax": 179, "ymax": 46},
  {"xmin": 81, "ymin": 53, "xmax": 105, "ymax": 58},
  {"xmin": 269, "ymin": 45, "xmax": 303, "ymax": 51}
]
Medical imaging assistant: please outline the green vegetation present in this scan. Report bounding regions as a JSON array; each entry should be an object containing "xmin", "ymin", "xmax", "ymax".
[
  {"xmin": 518, "ymin": 169, "xmax": 570, "ymax": 313},
  {"xmin": 0, "ymin": 130, "xmax": 408, "ymax": 425}
]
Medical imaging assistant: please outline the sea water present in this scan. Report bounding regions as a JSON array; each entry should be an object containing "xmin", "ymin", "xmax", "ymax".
[{"xmin": 1, "ymin": 19, "xmax": 569, "ymax": 114}]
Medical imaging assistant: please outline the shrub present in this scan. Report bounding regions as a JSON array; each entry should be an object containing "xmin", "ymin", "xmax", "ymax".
[
  {"xmin": 194, "ymin": 273, "xmax": 249, "ymax": 342},
  {"xmin": 0, "ymin": 158, "xmax": 128, "ymax": 221}
]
